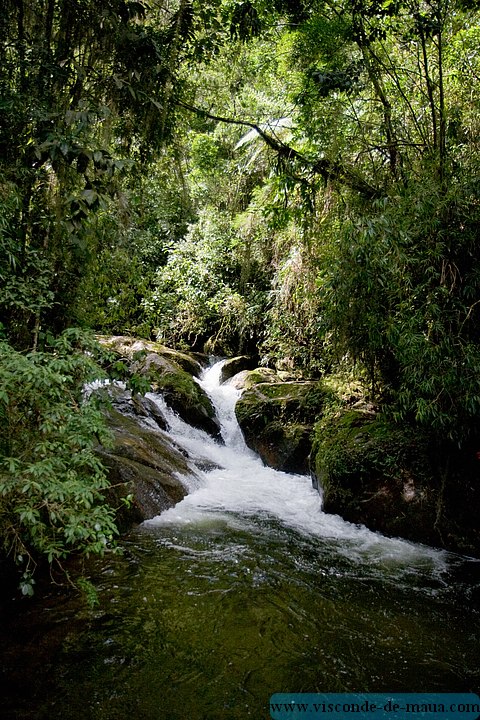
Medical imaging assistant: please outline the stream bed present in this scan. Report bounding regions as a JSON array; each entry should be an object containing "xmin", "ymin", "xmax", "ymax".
[{"xmin": 1, "ymin": 361, "xmax": 479, "ymax": 719}]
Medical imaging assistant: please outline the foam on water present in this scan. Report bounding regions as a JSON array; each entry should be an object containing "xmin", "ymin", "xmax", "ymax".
[{"xmin": 143, "ymin": 360, "xmax": 447, "ymax": 569}]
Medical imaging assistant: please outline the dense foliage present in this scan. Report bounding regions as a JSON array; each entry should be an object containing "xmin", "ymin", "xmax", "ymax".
[
  {"xmin": 137, "ymin": 0, "xmax": 480, "ymax": 444},
  {"xmin": 0, "ymin": 331, "xmax": 117, "ymax": 594},
  {"xmin": 2, "ymin": 0, "xmax": 480, "ymax": 589}
]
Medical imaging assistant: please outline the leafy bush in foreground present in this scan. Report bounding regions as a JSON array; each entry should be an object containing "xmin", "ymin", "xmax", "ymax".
[{"xmin": 0, "ymin": 330, "xmax": 117, "ymax": 595}]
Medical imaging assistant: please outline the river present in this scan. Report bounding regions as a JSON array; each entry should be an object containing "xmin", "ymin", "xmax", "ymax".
[{"xmin": 1, "ymin": 361, "xmax": 479, "ymax": 719}]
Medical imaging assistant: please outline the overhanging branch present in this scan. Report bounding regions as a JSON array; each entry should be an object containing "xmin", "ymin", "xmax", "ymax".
[{"xmin": 176, "ymin": 100, "xmax": 381, "ymax": 198}]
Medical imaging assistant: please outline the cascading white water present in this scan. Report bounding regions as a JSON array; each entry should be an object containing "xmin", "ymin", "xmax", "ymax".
[
  {"xmin": 3, "ymin": 359, "xmax": 477, "ymax": 720},
  {"xmin": 144, "ymin": 360, "xmax": 445, "ymax": 568}
]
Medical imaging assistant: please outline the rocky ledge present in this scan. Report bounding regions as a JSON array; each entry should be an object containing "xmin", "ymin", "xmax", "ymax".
[
  {"xmin": 93, "ymin": 336, "xmax": 220, "ymax": 527},
  {"xmin": 97, "ymin": 335, "xmax": 220, "ymax": 438},
  {"xmin": 228, "ymin": 361, "xmax": 480, "ymax": 557},
  {"xmin": 311, "ymin": 408, "xmax": 480, "ymax": 556},
  {"xmin": 98, "ymin": 395, "xmax": 194, "ymax": 531}
]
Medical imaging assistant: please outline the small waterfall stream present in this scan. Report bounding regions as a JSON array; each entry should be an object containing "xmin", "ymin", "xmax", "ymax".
[
  {"xmin": 1, "ymin": 360, "xmax": 479, "ymax": 720},
  {"xmin": 144, "ymin": 360, "xmax": 445, "ymax": 567}
]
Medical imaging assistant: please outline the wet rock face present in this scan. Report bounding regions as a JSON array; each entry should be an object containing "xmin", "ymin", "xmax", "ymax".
[
  {"xmin": 310, "ymin": 409, "xmax": 480, "ymax": 556},
  {"xmin": 109, "ymin": 388, "xmax": 167, "ymax": 431},
  {"xmin": 91, "ymin": 336, "xmax": 227, "ymax": 531},
  {"xmin": 150, "ymin": 370, "xmax": 221, "ymax": 440},
  {"xmin": 96, "ymin": 335, "xmax": 221, "ymax": 439},
  {"xmin": 235, "ymin": 381, "xmax": 328, "ymax": 474},
  {"xmin": 98, "ymin": 398, "xmax": 197, "ymax": 530}
]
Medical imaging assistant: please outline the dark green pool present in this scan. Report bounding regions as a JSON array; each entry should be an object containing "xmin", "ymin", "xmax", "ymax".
[
  {"xmin": 2, "ymin": 362, "xmax": 478, "ymax": 719},
  {"xmin": 1, "ymin": 516, "xmax": 479, "ymax": 720}
]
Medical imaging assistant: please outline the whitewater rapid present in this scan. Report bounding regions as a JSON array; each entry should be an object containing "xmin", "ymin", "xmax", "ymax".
[{"xmin": 143, "ymin": 360, "xmax": 447, "ymax": 569}]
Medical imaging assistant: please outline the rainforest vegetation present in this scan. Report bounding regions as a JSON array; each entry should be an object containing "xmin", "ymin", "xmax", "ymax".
[{"xmin": 1, "ymin": 0, "xmax": 480, "ymax": 591}]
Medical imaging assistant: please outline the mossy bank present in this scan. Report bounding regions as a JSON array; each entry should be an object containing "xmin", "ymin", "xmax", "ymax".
[
  {"xmin": 311, "ymin": 408, "xmax": 480, "ymax": 556},
  {"xmin": 230, "ymin": 362, "xmax": 480, "ymax": 557}
]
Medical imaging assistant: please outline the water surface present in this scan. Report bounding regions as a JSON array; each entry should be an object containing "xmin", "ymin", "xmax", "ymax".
[{"xmin": 1, "ymin": 362, "xmax": 479, "ymax": 719}]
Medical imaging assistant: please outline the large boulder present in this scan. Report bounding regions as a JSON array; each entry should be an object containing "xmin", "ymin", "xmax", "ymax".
[
  {"xmin": 149, "ymin": 368, "xmax": 221, "ymax": 439},
  {"xmin": 227, "ymin": 367, "xmax": 283, "ymax": 391},
  {"xmin": 96, "ymin": 335, "xmax": 203, "ymax": 377},
  {"xmin": 219, "ymin": 356, "xmax": 257, "ymax": 384},
  {"xmin": 310, "ymin": 409, "xmax": 480, "ymax": 555},
  {"xmin": 96, "ymin": 335, "xmax": 221, "ymax": 438},
  {"xmin": 235, "ymin": 381, "xmax": 329, "ymax": 473},
  {"xmin": 98, "ymin": 400, "xmax": 197, "ymax": 531}
]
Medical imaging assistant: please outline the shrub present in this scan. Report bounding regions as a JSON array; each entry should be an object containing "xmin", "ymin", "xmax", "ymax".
[{"xmin": 0, "ymin": 330, "xmax": 118, "ymax": 594}]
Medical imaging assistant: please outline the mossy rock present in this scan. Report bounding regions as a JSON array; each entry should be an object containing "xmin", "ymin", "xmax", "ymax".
[
  {"xmin": 235, "ymin": 381, "xmax": 330, "ymax": 473},
  {"xmin": 236, "ymin": 381, "xmax": 331, "ymax": 426},
  {"xmin": 311, "ymin": 411, "xmax": 434, "ymax": 539},
  {"xmin": 99, "ymin": 408, "xmax": 196, "ymax": 531},
  {"xmin": 105, "ymin": 386, "xmax": 167, "ymax": 431},
  {"xmin": 227, "ymin": 367, "xmax": 283, "ymax": 390},
  {"xmin": 159, "ymin": 348, "xmax": 204, "ymax": 377},
  {"xmin": 133, "ymin": 352, "xmax": 178, "ymax": 377},
  {"xmin": 151, "ymin": 370, "xmax": 221, "ymax": 439},
  {"xmin": 310, "ymin": 409, "xmax": 480, "ymax": 554},
  {"xmin": 219, "ymin": 356, "xmax": 257, "ymax": 384},
  {"xmin": 250, "ymin": 420, "xmax": 313, "ymax": 474},
  {"xmin": 96, "ymin": 335, "xmax": 203, "ymax": 377},
  {"xmin": 96, "ymin": 335, "xmax": 220, "ymax": 437}
]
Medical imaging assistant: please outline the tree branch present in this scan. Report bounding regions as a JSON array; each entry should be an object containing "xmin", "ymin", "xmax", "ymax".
[{"xmin": 176, "ymin": 100, "xmax": 381, "ymax": 198}]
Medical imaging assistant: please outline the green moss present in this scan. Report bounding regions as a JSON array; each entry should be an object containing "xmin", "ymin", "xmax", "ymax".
[
  {"xmin": 243, "ymin": 369, "xmax": 282, "ymax": 388},
  {"xmin": 156, "ymin": 348, "xmax": 202, "ymax": 377},
  {"xmin": 235, "ymin": 380, "xmax": 334, "ymax": 473},
  {"xmin": 153, "ymin": 370, "xmax": 214, "ymax": 417},
  {"xmin": 312, "ymin": 410, "xmax": 373, "ymax": 503},
  {"xmin": 236, "ymin": 381, "xmax": 333, "ymax": 428},
  {"xmin": 147, "ymin": 368, "xmax": 220, "ymax": 437},
  {"xmin": 96, "ymin": 335, "xmax": 202, "ymax": 376},
  {"xmin": 311, "ymin": 409, "xmax": 441, "ymax": 539},
  {"xmin": 97, "ymin": 335, "xmax": 220, "ymax": 436},
  {"xmin": 313, "ymin": 411, "xmax": 420, "ymax": 488}
]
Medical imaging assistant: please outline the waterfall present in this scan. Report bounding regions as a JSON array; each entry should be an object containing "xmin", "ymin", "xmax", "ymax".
[
  {"xmin": 143, "ymin": 360, "xmax": 446, "ymax": 569},
  {"xmin": 3, "ymin": 362, "xmax": 477, "ymax": 720}
]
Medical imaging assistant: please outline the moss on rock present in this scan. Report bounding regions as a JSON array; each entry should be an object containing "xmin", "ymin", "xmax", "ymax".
[
  {"xmin": 99, "ymin": 407, "xmax": 196, "ymax": 531},
  {"xmin": 228, "ymin": 367, "xmax": 294, "ymax": 390},
  {"xmin": 96, "ymin": 335, "xmax": 221, "ymax": 438},
  {"xmin": 236, "ymin": 381, "xmax": 331, "ymax": 425},
  {"xmin": 311, "ymin": 409, "xmax": 480, "ymax": 554},
  {"xmin": 96, "ymin": 335, "xmax": 203, "ymax": 376},
  {"xmin": 151, "ymin": 369, "xmax": 221, "ymax": 438},
  {"xmin": 235, "ymin": 381, "xmax": 331, "ymax": 473}
]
